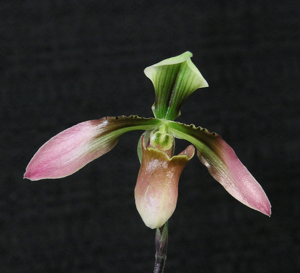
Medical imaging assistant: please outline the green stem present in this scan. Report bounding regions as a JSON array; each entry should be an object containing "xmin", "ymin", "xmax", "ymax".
[{"xmin": 153, "ymin": 221, "xmax": 168, "ymax": 273}]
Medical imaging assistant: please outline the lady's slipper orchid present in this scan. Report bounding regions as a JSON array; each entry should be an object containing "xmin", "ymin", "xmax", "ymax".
[{"xmin": 25, "ymin": 51, "xmax": 271, "ymax": 231}]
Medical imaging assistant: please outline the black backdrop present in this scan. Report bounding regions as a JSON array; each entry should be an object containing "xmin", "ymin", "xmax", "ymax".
[{"xmin": 2, "ymin": 1, "xmax": 300, "ymax": 272}]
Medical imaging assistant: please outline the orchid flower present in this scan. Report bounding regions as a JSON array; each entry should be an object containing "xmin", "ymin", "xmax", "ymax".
[{"xmin": 24, "ymin": 52, "xmax": 271, "ymax": 231}]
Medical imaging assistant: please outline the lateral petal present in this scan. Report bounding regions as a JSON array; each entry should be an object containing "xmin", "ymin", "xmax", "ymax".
[
  {"xmin": 24, "ymin": 116, "xmax": 162, "ymax": 180},
  {"xmin": 168, "ymin": 121, "xmax": 271, "ymax": 216}
]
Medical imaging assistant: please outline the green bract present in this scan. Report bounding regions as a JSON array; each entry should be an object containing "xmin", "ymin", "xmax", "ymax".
[{"xmin": 144, "ymin": 51, "xmax": 208, "ymax": 121}]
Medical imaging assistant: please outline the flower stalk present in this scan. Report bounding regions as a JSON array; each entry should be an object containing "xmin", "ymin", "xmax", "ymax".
[{"xmin": 154, "ymin": 221, "xmax": 168, "ymax": 273}]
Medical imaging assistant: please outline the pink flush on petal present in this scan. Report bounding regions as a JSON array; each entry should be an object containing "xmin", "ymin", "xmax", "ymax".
[
  {"xmin": 24, "ymin": 118, "xmax": 117, "ymax": 181},
  {"xmin": 197, "ymin": 136, "xmax": 271, "ymax": 216},
  {"xmin": 24, "ymin": 116, "xmax": 162, "ymax": 181}
]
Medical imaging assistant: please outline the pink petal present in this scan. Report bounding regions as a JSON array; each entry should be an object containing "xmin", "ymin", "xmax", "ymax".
[
  {"xmin": 168, "ymin": 122, "xmax": 271, "ymax": 216},
  {"xmin": 197, "ymin": 138, "xmax": 271, "ymax": 216},
  {"xmin": 25, "ymin": 116, "xmax": 162, "ymax": 180}
]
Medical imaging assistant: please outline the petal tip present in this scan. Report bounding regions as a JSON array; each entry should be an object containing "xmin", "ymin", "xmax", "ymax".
[
  {"xmin": 247, "ymin": 194, "xmax": 271, "ymax": 217},
  {"xmin": 23, "ymin": 174, "xmax": 30, "ymax": 180},
  {"xmin": 261, "ymin": 203, "xmax": 272, "ymax": 217},
  {"xmin": 23, "ymin": 169, "xmax": 32, "ymax": 180},
  {"xmin": 23, "ymin": 169, "xmax": 40, "ymax": 181}
]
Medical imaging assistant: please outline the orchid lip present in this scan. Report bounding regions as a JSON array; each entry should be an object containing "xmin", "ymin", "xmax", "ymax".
[{"xmin": 134, "ymin": 136, "xmax": 195, "ymax": 228}]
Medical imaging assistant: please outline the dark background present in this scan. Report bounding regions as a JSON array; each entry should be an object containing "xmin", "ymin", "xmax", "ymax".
[{"xmin": 2, "ymin": 1, "xmax": 300, "ymax": 272}]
